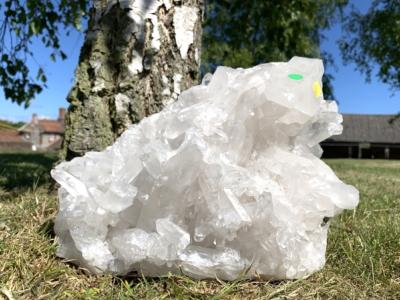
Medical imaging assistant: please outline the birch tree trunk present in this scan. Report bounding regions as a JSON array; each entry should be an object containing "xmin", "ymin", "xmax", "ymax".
[{"xmin": 61, "ymin": 0, "xmax": 203, "ymax": 160}]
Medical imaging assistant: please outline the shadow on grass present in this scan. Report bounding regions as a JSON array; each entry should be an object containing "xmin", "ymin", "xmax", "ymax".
[
  {"xmin": 39, "ymin": 219, "xmax": 56, "ymax": 239},
  {"xmin": 0, "ymin": 152, "xmax": 58, "ymax": 191},
  {"xmin": 109, "ymin": 272, "xmax": 288, "ymax": 300}
]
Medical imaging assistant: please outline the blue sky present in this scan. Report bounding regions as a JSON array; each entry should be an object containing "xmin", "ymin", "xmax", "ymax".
[{"xmin": 0, "ymin": 0, "xmax": 398, "ymax": 122}]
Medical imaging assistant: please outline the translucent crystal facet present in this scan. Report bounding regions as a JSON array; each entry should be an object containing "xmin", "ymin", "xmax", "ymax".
[{"xmin": 51, "ymin": 57, "xmax": 359, "ymax": 280}]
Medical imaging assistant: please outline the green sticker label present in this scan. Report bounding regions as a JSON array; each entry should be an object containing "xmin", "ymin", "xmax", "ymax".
[{"xmin": 288, "ymin": 74, "xmax": 303, "ymax": 80}]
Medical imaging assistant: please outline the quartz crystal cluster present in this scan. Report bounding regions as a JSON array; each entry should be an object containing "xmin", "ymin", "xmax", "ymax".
[{"xmin": 52, "ymin": 57, "xmax": 359, "ymax": 280}]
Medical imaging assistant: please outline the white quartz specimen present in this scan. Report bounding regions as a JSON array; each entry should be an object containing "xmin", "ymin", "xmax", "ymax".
[{"xmin": 51, "ymin": 57, "xmax": 359, "ymax": 280}]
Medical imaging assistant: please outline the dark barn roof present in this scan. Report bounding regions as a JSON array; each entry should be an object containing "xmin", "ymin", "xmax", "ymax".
[{"xmin": 327, "ymin": 114, "xmax": 400, "ymax": 144}]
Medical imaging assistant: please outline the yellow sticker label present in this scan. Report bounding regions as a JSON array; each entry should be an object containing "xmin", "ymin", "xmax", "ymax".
[{"xmin": 313, "ymin": 81, "xmax": 322, "ymax": 97}]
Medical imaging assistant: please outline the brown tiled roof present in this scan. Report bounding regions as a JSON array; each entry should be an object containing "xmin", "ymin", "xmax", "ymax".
[
  {"xmin": 0, "ymin": 129, "xmax": 26, "ymax": 143},
  {"xmin": 38, "ymin": 120, "xmax": 64, "ymax": 133},
  {"xmin": 326, "ymin": 114, "xmax": 400, "ymax": 144},
  {"xmin": 0, "ymin": 129, "xmax": 18, "ymax": 142}
]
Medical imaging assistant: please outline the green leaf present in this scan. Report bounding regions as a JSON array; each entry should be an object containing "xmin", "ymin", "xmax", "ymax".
[
  {"xmin": 60, "ymin": 51, "xmax": 67, "ymax": 60},
  {"xmin": 29, "ymin": 21, "xmax": 39, "ymax": 35}
]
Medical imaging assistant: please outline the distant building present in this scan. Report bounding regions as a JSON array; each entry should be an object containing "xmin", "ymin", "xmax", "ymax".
[
  {"xmin": 19, "ymin": 108, "xmax": 65, "ymax": 151},
  {"xmin": 0, "ymin": 108, "xmax": 65, "ymax": 152},
  {"xmin": 321, "ymin": 114, "xmax": 400, "ymax": 159},
  {"xmin": 0, "ymin": 129, "xmax": 32, "ymax": 151}
]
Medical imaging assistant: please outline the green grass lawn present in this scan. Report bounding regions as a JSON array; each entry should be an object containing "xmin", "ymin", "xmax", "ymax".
[{"xmin": 0, "ymin": 154, "xmax": 399, "ymax": 299}]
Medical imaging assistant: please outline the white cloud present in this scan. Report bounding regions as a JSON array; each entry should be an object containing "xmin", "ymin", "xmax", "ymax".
[{"xmin": 38, "ymin": 115, "xmax": 52, "ymax": 120}]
